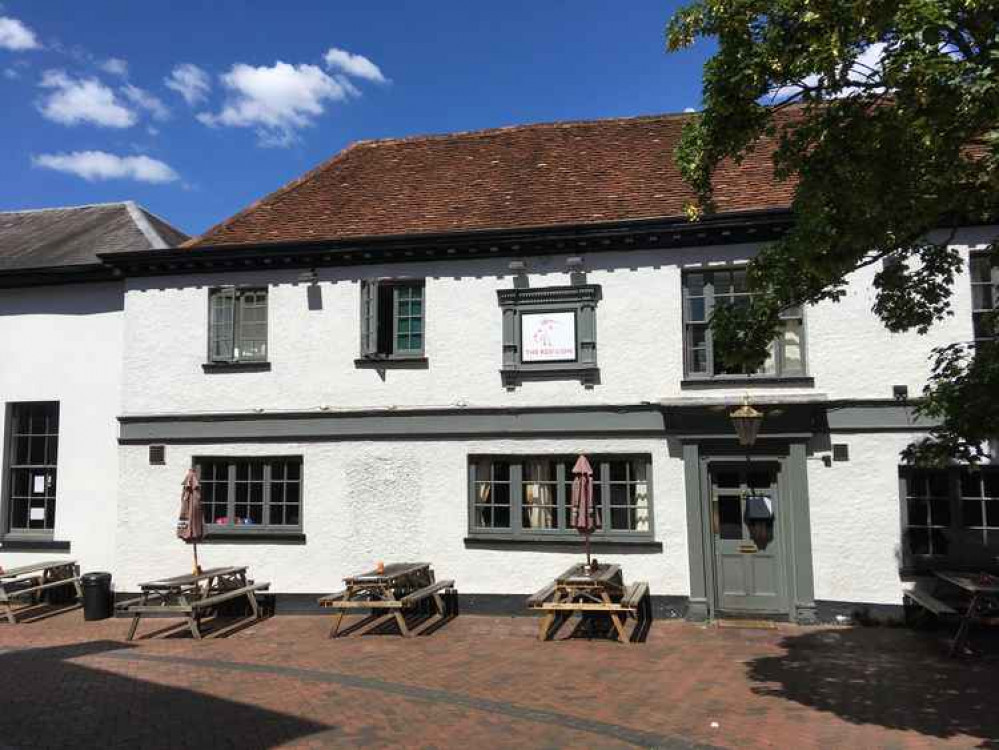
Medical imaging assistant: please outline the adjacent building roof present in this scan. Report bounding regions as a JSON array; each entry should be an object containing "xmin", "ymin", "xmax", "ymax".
[
  {"xmin": 188, "ymin": 112, "xmax": 794, "ymax": 248},
  {"xmin": 0, "ymin": 201, "xmax": 189, "ymax": 271}
]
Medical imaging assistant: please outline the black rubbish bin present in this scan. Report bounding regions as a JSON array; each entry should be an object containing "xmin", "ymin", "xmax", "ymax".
[{"xmin": 81, "ymin": 572, "xmax": 113, "ymax": 621}]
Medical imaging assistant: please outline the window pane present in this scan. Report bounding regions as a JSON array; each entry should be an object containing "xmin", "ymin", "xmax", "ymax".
[
  {"xmin": 931, "ymin": 529, "xmax": 949, "ymax": 555},
  {"xmin": 984, "ymin": 472, "xmax": 999, "ymax": 498},
  {"xmin": 928, "ymin": 471, "xmax": 949, "ymax": 498},
  {"xmin": 987, "ymin": 500, "xmax": 999, "ymax": 528},
  {"xmin": 961, "ymin": 471, "xmax": 981, "ymax": 498},
  {"xmin": 718, "ymin": 495, "xmax": 742, "ymax": 539},
  {"xmin": 687, "ymin": 296, "xmax": 706, "ymax": 322},
  {"xmin": 964, "ymin": 500, "xmax": 984, "ymax": 527},
  {"xmin": 970, "ymin": 255, "xmax": 993, "ymax": 283},
  {"xmin": 523, "ymin": 460, "xmax": 558, "ymax": 529},
  {"xmin": 781, "ymin": 320, "xmax": 804, "ymax": 375},
  {"xmin": 908, "ymin": 499, "xmax": 928, "ymax": 526},
  {"xmin": 908, "ymin": 528, "xmax": 930, "ymax": 555},
  {"xmin": 972, "ymin": 282, "xmax": 994, "ymax": 311},
  {"xmin": 930, "ymin": 498, "xmax": 951, "ymax": 526}
]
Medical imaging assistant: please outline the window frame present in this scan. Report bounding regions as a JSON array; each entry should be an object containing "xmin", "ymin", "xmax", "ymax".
[
  {"xmin": 969, "ymin": 250, "xmax": 997, "ymax": 346},
  {"xmin": 193, "ymin": 455, "xmax": 304, "ymax": 536},
  {"xmin": 466, "ymin": 454, "xmax": 654, "ymax": 542},
  {"xmin": 496, "ymin": 284, "xmax": 601, "ymax": 389},
  {"xmin": 359, "ymin": 279, "xmax": 426, "ymax": 360},
  {"xmin": 2, "ymin": 401, "xmax": 60, "ymax": 541},
  {"xmin": 899, "ymin": 466, "xmax": 999, "ymax": 572},
  {"xmin": 206, "ymin": 286, "xmax": 269, "ymax": 365},
  {"xmin": 682, "ymin": 267, "xmax": 808, "ymax": 380}
]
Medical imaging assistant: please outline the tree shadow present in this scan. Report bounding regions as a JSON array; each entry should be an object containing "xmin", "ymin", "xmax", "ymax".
[
  {"xmin": 746, "ymin": 627, "xmax": 999, "ymax": 748},
  {"xmin": 0, "ymin": 641, "xmax": 331, "ymax": 749}
]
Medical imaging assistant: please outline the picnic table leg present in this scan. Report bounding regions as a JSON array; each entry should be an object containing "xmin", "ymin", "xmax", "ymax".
[
  {"xmin": 126, "ymin": 613, "xmax": 141, "ymax": 641},
  {"xmin": 329, "ymin": 609, "xmax": 347, "ymax": 639},
  {"xmin": 188, "ymin": 612, "xmax": 202, "ymax": 640},
  {"xmin": 601, "ymin": 591, "xmax": 629, "ymax": 643},
  {"xmin": 394, "ymin": 610, "xmax": 412, "ymax": 637},
  {"xmin": 0, "ymin": 587, "xmax": 16, "ymax": 625},
  {"xmin": 538, "ymin": 590, "xmax": 562, "ymax": 641},
  {"xmin": 949, "ymin": 593, "xmax": 980, "ymax": 657}
]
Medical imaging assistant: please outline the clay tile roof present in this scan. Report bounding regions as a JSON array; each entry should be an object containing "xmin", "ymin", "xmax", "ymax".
[
  {"xmin": 187, "ymin": 112, "xmax": 794, "ymax": 248},
  {"xmin": 0, "ymin": 201, "xmax": 189, "ymax": 271}
]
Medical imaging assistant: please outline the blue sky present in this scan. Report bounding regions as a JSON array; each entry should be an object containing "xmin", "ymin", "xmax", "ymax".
[{"xmin": 0, "ymin": 1, "xmax": 712, "ymax": 237}]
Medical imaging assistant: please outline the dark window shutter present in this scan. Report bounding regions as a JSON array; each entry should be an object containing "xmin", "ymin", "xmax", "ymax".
[{"xmin": 359, "ymin": 280, "xmax": 380, "ymax": 356}]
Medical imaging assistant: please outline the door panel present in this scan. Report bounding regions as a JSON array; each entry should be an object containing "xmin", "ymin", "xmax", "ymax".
[{"xmin": 709, "ymin": 463, "xmax": 787, "ymax": 614}]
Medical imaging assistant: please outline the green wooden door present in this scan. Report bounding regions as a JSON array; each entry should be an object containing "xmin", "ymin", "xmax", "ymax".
[{"xmin": 709, "ymin": 463, "xmax": 788, "ymax": 615}]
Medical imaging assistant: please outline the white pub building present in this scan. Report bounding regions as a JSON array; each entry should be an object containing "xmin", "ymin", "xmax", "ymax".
[{"xmin": 2, "ymin": 114, "xmax": 997, "ymax": 623}]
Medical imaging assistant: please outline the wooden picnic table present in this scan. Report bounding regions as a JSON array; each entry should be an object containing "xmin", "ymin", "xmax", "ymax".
[
  {"xmin": 934, "ymin": 571, "xmax": 999, "ymax": 656},
  {"xmin": 527, "ymin": 563, "xmax": 651, "ymax": 643},
  {"xmin": 116, "ymin": 565, "xmax": 269, "ymax": 641},
  {"xmin": 0, "ymin": 560, "xmax": 82, "ymax": 624},
  {"xmin": 318, "ymin": 562, "xmax": 456, "ymax": 638}
]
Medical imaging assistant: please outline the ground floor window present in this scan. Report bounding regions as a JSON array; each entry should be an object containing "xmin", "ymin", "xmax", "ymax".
[
  {"xmin": 468, "ymin": 455, "xmax": 652, "ymax": 539},
  {"xmin": 3, "ymin": 402, "xmax": 59, "ymax": 537},
  {"xmin": 194, "ymin": 456, "xmax": 302, "ymax": 532},
  {"xmin": 900, "ymin": 467, "xmax": 999, "ymax": 569}
]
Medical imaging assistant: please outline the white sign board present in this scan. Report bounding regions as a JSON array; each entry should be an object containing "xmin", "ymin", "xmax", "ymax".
[
  {"xmin": 521, "ymin": 312, "xmax": 576, "ymax": 362},
  {"xmin": 30, "ymin": 507, "xmax": 46, "ymax": 521},
  {"xmin": 33, "ymin": 475, "xmax": 46, "ymax": 494}
]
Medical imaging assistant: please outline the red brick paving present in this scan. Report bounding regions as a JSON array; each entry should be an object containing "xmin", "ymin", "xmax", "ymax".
[{"xmin": 0, "ymin": 609, "xmax": 995, "ymax": 749}]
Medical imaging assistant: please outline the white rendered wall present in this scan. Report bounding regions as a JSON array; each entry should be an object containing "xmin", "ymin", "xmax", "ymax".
[
  {"xmin": 0, "ymin": 282, "xmax": 124, "ymax": 573},
  {"xmin": 114, "ymin": 438, "xmax": 689, "ymax": 596},
  {"xmin": 121, "ymin": 229, "xmax": 992, "ymax": 417},
  {"xmin": 807, "ymin": 432, "xmax": 921, "ymax": 605}
]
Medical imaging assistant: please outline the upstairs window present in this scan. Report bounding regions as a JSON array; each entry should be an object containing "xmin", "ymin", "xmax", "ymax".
[
  {"xmin": 683, "ymin": 268, "xmax": 805, "ymax": 379},
  {"xmin": 360, "ymin": 280, "xmax": 425, "ymax": 359},
  {"xmin": 208, "ymin": 287, "xmax": 268, "ymax": 363},
  {"xmin": 970, "ymin": 252, "xmax": 997, "ymax": 345}
]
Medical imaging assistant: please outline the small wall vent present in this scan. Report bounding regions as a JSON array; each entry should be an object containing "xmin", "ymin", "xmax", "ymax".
[
  {"xmin": 832, "ymin": 444, "xmax": 850, "ymax": 462},
  {"xmin": 149, "ymin": 445, "xmax": 165, "ymax": 465}
]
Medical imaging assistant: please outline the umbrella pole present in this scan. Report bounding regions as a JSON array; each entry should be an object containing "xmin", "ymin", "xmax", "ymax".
[
  {"xmin": 585, "ymin": 533, "xmax": 591, "ymax": 568},
  {"xmin": 193, "ymin": 543, "xmax": 201, "ymax": 575}
]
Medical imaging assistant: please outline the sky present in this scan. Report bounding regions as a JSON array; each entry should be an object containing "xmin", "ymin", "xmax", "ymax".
[{"xmin": 0, "ymin": 1, "xmax": 713, "ymax": 237}]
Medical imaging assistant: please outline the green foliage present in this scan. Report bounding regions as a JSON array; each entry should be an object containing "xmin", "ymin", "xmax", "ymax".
[{"xmin": 667, "ymin": 0, "xmax": 999, "ymax": 462}]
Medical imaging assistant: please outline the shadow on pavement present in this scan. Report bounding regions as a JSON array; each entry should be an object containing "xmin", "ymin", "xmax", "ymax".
[
  {"xmin": 746, "ymin": 627, "xmax": 999, "ymax": 749},
  {"xmin": 0, "ymin": 640, "xmax": 330, "ymax": 749}
]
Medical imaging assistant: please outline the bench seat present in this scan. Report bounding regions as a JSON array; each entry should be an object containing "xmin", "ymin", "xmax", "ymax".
[
  {"xmin": 399, "ymin": 580, "xmax": 455, "ymax": 607},
  {"xmin": 904, "ymin": 588, "xmax": 957, "ymax": 616}
]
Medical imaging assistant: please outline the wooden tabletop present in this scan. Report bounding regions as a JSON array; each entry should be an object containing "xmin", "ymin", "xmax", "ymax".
[
  {"xmin": 345, "ymin": 562, "xmax": 430, "ymax": 586},
  {"xmin": 0, "ymin": 560, "xmax": 77, "ymax": 580},
  {"xmin": 556, "ymin": 563, "xmax": 622, "ymax": 586},
  {"xmin": 935, "ymin": 571, "xmax": 999, "ymax": 594},
  {"xmin": 139, "ymin": 566, "xmax": 247, "ymax": 589}
]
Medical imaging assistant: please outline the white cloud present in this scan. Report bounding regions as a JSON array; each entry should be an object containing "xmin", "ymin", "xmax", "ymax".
[
  {"xmin": 197, "ymin": 61, "xmax": 351, "ymax": 147},
  {"xmin": 38, "ymin": 69, "xmax": 136, "ymax": 127},
  {"xmin": 101, "ymin": 57, "xmax": 129, "ymax": 76},
  {"xmin": 323, "ymin": 47, "xmax": 387, "ymax": 83},
  {"xmin": 165, "ymin": 62, "xmax": 210, "ymax": 105},
  {"xmin": 122, "ymin": 83, "xmax": 169, "ymax": 121},
  {"xmin": 0, "ymin": 15, "xmax": 39, "ymax": 51},
  {"xmin": 3, "ymin": 66, "xmax": 17, "ymax": 79},
  {"xmin": 683, "ymin": 107, "xmax": 696, "ymax": 113},
  {"xmin": 32, "ymin": 150, "xmax": 179, "ymax": 183}
]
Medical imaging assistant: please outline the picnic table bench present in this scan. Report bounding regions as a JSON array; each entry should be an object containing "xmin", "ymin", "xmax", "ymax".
[
  {"xmin": 0, "ymin": 560, "xmax": 82, "ymax": 624},
  {"xmin": 527, "ymin": 563, "xmax": 652, "ymax": 643},
  {"xmin": 906, "ymin": 571, "xmax": 999, "ymax": 656},
  {"xmin": 318, "ymin": 562, "xmax": 457, "ymax": 638},
  {"xmin": 116, "ymin": 566, "xmax": 269, "ymax": 640}
]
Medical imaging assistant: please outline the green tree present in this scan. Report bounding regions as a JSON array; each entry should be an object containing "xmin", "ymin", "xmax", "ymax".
[{"xmin": 667, "ymin": 0, "xmax": 999, "ymax": 463}]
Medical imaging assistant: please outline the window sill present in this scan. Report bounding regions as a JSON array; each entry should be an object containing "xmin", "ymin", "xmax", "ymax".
[
  {"xmin": 500, "ymin": 366, "xmax": 600, "ymax": 390},
  {"xmin": 680, "ymin": 376, "xmax": 814, "ymax": 389},
  {"xmin": 464, "ymin": 535, "xmax": 661, "ymax": 552},
  {"xmin": 203, "ymin": 531, "xmax": 306, "ymax": 544},
  {"xmin": 354, "ymin": 356, "xmax": 429, "ymax": 370},
  {"xmin": 0, "ymin": 538, "xmax": 71, "ymax": 552},
  {"xmin": 202, "ymin": 361, "xmax": 272, "ymax": 374}
]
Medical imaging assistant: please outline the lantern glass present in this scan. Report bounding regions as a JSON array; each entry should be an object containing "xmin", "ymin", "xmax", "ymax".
[{"xmin": 730, "ymin": 399, "xmax": 763, "ymax": 447}]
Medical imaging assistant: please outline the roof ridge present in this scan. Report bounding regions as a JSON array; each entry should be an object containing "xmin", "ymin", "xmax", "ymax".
[
  {"xmin": 0, "ymin": 201, "xmax": 131, "ymax": 215},
  {"xmin": 124, "ymin": 201, "xmax": 168, "ymax": 250},
  {"xmin": 347, "ymin": 111, "xmax": 694, "ymax": 150}
]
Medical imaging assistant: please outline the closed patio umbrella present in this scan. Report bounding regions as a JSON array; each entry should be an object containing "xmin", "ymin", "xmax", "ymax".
[
  {"xmin": 177, "ymin": 468, "xmax": 205, "ymax": 574},
  {"xmin": 570, "ymin": 455, "xmax": 599, "ymax": 568}
]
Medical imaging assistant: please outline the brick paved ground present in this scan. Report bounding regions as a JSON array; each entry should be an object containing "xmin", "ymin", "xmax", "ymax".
[{"xmin": 0, "ymin": 607, "xmax": 996, "ymax": 749}]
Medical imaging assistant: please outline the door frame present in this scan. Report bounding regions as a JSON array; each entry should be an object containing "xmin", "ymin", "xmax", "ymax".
[{"xmin": 683, "ymin": 439, "xmax": 817, "ymax": 624}]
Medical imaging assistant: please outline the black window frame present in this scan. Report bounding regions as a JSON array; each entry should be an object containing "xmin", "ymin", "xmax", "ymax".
[
  {"xmin": 207, "ymin": 286, "xmax": 269, "ymax": 365},
  {"xmin": 467, "ymin": 454, "xmax": 654, "ymax": 542},
  {"xmin": 496, "ymin": 284, "xmax": 601, "ymax": 389},
  {"xmin": 682, "ymin": 267, "xmax": 807, "ymax": 380},
  {"xmin": 193, "ymin": 455, "xmax": 303, "ymax": 536},
  {"xmin": 359, "ymin": 279, "xmax": 426, "ymax": 360},
  {"xmin": 2, "ymin": 401, "xmax": 60, "ymax": 540},
  {"xmin": 969, "ymin": 250, "xmax": 997, "ymax": 346},
  {"xmin": 899, "ymin": 466, "xmax": 999, "ymax": 573}
]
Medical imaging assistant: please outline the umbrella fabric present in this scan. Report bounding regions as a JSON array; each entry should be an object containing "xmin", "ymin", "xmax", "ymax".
[
  {"xmin": 570, "ymin": 455, "xmax": 599, "ymax": 533},
  {"xmin": 177, "ymin": 469, "xmax": 205, "ymax": 543}
]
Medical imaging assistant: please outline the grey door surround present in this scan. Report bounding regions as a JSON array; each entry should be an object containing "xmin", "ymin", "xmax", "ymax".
[{"xmin": 683, "ymin": 439, "xmax": 817, "ymax": 624}]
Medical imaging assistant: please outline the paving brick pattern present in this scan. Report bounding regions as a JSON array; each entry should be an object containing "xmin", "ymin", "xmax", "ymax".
[{"xmin": 0, "ymin": 610, "xmax": 996, "ymax": 749}]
